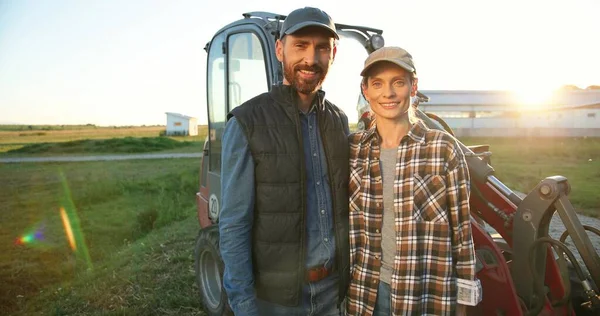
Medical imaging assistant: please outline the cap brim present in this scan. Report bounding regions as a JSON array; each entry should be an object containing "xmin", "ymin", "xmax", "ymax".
[
  {"xmin": 360, "ymin": 58, "xmax": 415, "ymax": 76},
  {"xmin": 284, "ymin": 21, "xmax": 339, "ymax": 39}
]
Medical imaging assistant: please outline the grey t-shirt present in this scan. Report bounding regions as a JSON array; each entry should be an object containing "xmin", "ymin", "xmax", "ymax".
[{"xmin": 379, "ymin": 147, "xmax": 397, "ymax": 285}]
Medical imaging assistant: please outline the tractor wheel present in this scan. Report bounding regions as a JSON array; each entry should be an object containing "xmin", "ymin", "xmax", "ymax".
[
  {"xmin": 194, "ymin": 226, "xmax": 232, "ymax": 316},
  {"xmin": 357, "ymin": 116, "xmax": 370, "ymax": 131}
]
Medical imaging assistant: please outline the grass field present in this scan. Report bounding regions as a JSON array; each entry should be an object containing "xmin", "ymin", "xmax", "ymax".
[
  {"xmin": 459, "ymin": 136, "xmax": 600, "ymax": 216},
  {"xmin": 0, "ymin": 125, "xmax": 598, "ymax": 314},
  {"xmin": 7, "ymin": 137, "xmax": 197, "ymax": 155},
  {"xmin": 0, "ymin": 125, "xmax": 208, "ymax": 153},
  {"xmin": 0, "ymin": 159, "xmax": 205, "ymax": 315}
]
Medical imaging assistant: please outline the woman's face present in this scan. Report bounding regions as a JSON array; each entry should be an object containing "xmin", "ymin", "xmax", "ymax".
[{"xmin": 362, "ymin": 62, "xmax": 417, "ymax": 123}]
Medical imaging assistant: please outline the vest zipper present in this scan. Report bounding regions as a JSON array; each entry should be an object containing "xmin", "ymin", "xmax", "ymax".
[{"xmin": 293, "ymin": 101, "xmax": 306, "ymax": 306}]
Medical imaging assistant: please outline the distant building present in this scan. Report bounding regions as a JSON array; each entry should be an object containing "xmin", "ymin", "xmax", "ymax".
[
  {"xmin": 417, "ymin": 90, "xmax": 600, "ymax": 137},
  {"xmin": 165, "ymin": 112, "xmax": 198, "ymax": 136}
]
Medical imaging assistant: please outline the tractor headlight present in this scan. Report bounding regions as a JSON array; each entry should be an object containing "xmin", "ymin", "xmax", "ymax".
[{"xmin": 367, "ymin": 34, "xmax": 385, "ymax": 52}]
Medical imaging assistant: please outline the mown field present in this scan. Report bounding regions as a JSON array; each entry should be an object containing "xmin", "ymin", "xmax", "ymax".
[{"xmin": 0, "ymin": 125, "xmax": 208, "ymax": 154}]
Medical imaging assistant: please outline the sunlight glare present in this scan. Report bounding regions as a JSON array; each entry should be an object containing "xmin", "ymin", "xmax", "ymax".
[
  {"xmin": 322, "ymin": 37, "xmax": 369, "ymax": 123},
  {"xmin": 513, "ymin": 86, "xmax": 556, "ymax": 112}
]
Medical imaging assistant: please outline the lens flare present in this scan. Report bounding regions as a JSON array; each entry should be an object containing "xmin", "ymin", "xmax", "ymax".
[
  {"xmin": 60, "ymin": 207, "xmax": 76, "ymax": 251},
  {"xmin": 21, "ymin": 235, "xmax": 32, "ymax": 244},
  {"xmin": 15, "ymin": 225, "xmax": 45, "ymax": 246},
  {"xmin": 58, "ymin": 170, "xmax": 93, "ymax": 270}
]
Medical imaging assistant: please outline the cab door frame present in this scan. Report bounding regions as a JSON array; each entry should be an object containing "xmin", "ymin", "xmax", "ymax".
[{"xmin": 199, "ymin": 20, "xmax": 277, "ymax": 227}]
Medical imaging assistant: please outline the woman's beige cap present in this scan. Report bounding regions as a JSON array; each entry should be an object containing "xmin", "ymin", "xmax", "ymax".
[{"xmin": 360, "ymin": 46, "xmax": 416, "ymax": 76}]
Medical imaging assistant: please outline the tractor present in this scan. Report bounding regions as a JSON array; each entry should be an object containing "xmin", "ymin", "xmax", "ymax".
[{"xmin": 193, "ymin": 11, "xmax": 600, "ymax": 316}]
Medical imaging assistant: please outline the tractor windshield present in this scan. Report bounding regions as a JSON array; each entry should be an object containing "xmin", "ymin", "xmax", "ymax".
[{"xmin": 321, "ymin": 37, "xmax": 371, "ymax": 127}]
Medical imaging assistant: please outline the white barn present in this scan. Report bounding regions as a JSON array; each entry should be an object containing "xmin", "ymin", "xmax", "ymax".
[
  {"xmin": 165, "ymin": 112, "xmax": 198, "ymax": 136},
  {"xmin": 417, "ymin": 89, "xmax": 600, "ymax": 137}
]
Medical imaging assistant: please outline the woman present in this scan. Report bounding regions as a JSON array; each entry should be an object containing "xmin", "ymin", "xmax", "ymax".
[{"xmin": 346, "ymin": 46, "xmax": 481, "ymax": 315}]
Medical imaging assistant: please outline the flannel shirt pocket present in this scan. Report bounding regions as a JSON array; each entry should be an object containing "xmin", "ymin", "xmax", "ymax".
[{"xmin": 413, "ymin": 173, "xmax": 448, "ymax": 222}]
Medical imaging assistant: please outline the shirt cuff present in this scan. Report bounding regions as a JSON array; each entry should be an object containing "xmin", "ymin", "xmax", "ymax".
[
  {"xmin": 456, "ymin": 278, "xmax": 482, "ymax": 306},
  {"xmin": 230, "ymin": 297, "xmax": 259, "ymax": 316}
]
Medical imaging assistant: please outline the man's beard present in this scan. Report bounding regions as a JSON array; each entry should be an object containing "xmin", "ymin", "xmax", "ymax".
[{"xmin": 282, "ymin": 58, "xmax": 327, "ymax": 94}]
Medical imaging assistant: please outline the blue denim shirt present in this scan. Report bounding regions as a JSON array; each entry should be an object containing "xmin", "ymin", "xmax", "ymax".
[{"xmin": 219, "ymin": 106, "xmax": 336, "ymax": 316}]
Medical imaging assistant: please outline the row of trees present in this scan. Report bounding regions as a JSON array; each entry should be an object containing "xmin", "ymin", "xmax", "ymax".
[{"xmin": 561, "ymin": 85, "xmax": 600, "ymax": 90}]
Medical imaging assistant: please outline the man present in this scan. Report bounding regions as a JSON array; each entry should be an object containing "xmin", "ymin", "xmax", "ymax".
[{"xmin": 218, "ymin": 7, "xmax": 350, "ymax": 316}]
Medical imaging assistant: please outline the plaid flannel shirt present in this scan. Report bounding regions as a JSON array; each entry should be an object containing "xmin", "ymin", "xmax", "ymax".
[{"xmin": 346, "ymin": 120, "xmax": 480, "ymax": 316}]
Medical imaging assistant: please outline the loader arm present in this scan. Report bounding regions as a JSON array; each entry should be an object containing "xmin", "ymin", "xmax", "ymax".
[{"xmin": 416, "ymin": 108, "xmax": 600, "ymax": 315}]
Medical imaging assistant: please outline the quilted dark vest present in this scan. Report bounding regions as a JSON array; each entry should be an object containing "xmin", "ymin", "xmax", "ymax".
[{"xmin": 228, "ymin": 85, "xmax": 350, "ymax": 307}]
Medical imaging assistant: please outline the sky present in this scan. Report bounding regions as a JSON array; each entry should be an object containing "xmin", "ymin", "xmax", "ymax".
[{"xmin": 0, "ymin": 0, "xmax": 599, "ymax": 126}]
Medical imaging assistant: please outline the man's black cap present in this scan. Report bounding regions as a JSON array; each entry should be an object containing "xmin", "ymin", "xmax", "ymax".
[{"xmin": 280, "ymin": 7, "xmax": 339, "ymax": 39}]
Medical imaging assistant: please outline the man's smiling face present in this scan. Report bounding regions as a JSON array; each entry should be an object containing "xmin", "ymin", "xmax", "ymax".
[{"xmin": 276, "ymin": 26, "xmax": 336, "ymax": 95}]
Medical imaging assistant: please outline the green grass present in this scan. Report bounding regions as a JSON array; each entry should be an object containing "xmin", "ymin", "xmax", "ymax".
[
  {"xmin": 0, "ymin": 125, "xmax": 208, "ymax": 154},
  {"xmin": 459, "ymin": 137, "xmax": 600, "ymax": 217},
  {"xmin": 0, "ymin": 159, "xmax": 205, "ymax": 315},
  {"xmin": 12, "ymin": 217, "xmax": 205, "ymax": 316},
  {"xmin": 6, "ymin": 137, "xmax": 197, "ymax": 155}
]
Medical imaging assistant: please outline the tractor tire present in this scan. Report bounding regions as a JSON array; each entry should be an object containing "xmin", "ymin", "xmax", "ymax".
[
  {"xmin": 194, "ymin": 226, "xmax": 232, "ymax": 316},
  {"xmin": 357, "ymin": 116, "xmax": 370, "ymax": 131}
]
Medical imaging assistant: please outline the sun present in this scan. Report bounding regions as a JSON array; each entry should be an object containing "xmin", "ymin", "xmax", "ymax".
[{"xmin": 513, "ymin": 86, "xmax": 557, "ymax": 112}]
